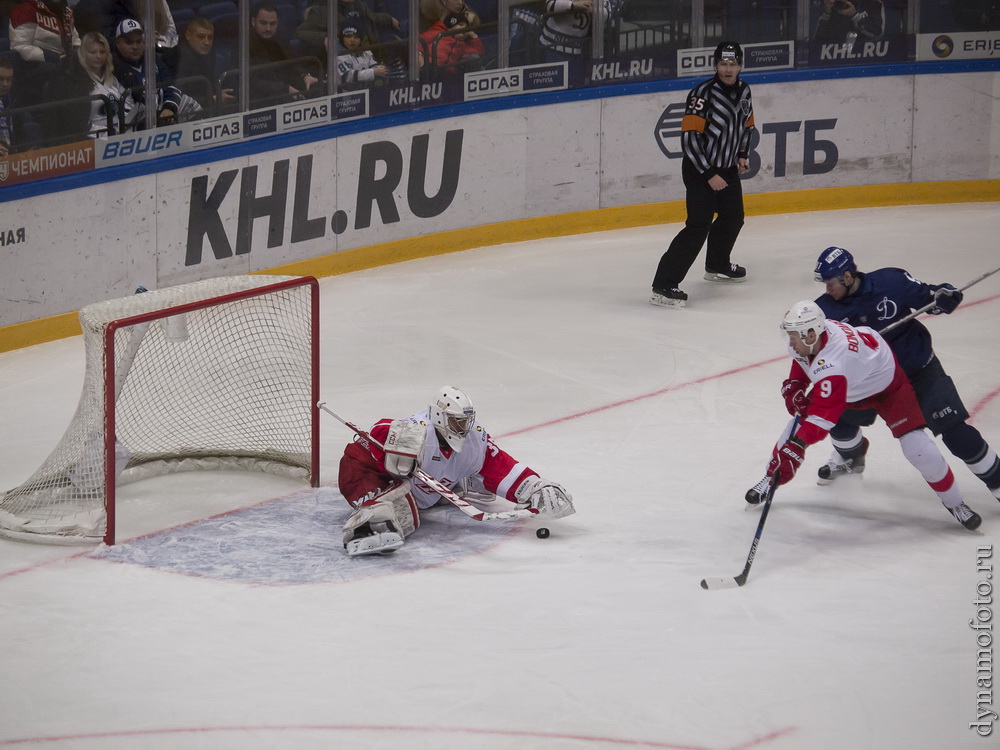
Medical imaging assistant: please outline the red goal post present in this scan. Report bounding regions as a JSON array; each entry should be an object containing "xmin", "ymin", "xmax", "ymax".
[{"xmin": 0, "ymin": 275, "xmax": 320, "ymax": 545}]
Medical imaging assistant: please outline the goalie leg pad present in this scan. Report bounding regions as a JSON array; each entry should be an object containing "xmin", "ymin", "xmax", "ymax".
[
  {"xmin": 343, "ymin": 481, "xmax": 420, "ymax": 556},
  {"xmin": 515, "ymin": 476, "xmax": 575, "ymax": 520},
  {"xmin": 383, "ymin": 419, "xmax": 427, "ymax": 478}
]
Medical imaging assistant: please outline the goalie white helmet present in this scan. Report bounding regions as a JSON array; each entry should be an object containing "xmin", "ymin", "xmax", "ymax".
[
  {"xmin": 780, "ymin": 300, "xmax": 827, "ymax": 354},
  {"xmin": 430, "ymin": 386, "xmax": 475, "ymax": 453}
]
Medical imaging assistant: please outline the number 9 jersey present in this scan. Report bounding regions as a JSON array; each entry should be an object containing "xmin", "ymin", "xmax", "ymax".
[{"xmin": 786, "ymin": 319, "xmax": 925, "ymax": 446}]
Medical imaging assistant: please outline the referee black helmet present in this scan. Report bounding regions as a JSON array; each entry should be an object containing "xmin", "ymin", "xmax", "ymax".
[{"xmin": 714, "ymin": 41, "xmax": 744, "ymax": 65}]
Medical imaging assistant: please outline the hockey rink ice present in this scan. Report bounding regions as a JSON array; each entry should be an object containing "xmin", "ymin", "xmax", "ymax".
[{"xmin": 2, "ymin": 203, "xmax": 999, "ymax": 750}]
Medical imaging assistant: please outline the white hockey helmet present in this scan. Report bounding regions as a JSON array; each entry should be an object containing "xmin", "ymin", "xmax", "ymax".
[
  {"xmin": 430, "ymin": 386, "xmax": 475, "ymax": 452},
  {"xmin": 781, "ymin": 300, "xmax": 826, "ymax": 353}
]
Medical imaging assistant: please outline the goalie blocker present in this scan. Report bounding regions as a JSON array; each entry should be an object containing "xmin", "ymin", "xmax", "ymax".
[{"xmin": 335, "ymin": 386, "xmax": 574, "ymax": 556}]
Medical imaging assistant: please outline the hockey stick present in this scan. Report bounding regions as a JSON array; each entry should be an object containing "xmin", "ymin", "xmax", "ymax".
[
  {"xmin": 700, "ymin": 470, "xmax": 780, "ymax": 590},
  {"xmin": 880, "ymin": 264, "xmax": 1000, "ymax": 335},
  {"xmin": 700, "ymin": 416, "xmax": 800, "ymax": 590},
  {"xmin": 317, "ymin": 402, "xmax": 538, "ymax": 522}
]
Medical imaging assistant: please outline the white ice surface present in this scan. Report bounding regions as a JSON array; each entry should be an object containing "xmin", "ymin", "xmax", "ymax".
[{"xmin": 2, "ymin": 204, "xmax": 1000, "ymax": 749}]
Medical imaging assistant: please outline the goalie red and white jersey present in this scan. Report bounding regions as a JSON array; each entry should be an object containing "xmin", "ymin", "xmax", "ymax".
[
  {"xmin": 366, "ymin": 409, "xmax": 537, "ymax": 510},
  {"xmin": 788, "ymin": 319, "xmax": 898, "ymax": 444}
]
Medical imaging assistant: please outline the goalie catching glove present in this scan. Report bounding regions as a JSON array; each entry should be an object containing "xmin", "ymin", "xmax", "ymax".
[{"xmin": 515, "ymin": 476, "xmax": 575, "ymax": 519}]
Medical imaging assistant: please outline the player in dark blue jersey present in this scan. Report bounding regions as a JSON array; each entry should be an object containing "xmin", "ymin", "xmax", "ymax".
[{"xmin": 810, "ymin": 246, "xmax": 1000, "ymax": 501}]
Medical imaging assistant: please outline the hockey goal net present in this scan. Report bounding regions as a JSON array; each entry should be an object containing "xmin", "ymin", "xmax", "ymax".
[{"xmin": 0, "ymin": 275, "xmax": 319, "ymax": 545}]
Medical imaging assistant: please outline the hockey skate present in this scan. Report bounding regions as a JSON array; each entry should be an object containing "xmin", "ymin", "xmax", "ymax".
[
  {"xmin": 704, "ymin": 264, "xmax": 747, "ymax": 283},
  {"xmin": 344, "ymin": 522, "xmax": 405, "ymax": 556},
  {"xmin": 342, "ymin": 485, "xmax": 418, "ymax": 556},
  {"xmin": 745, "ymin": 475, "xmax": 773, "ymax": 505},
  {"xmin": 650, "ymin": 287, "xmax": 688, "ymax": 308},
  {"xmin": 817, "ymin": 438, "xmax": 869, "ymax": 485},
  {"xmin": 946, "ymin": 502, "xmax": 982, "ymax": 531}
]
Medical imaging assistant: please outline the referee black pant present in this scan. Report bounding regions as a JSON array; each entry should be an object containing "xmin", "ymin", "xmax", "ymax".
[{"xmin": 652, "ymin": 160, "xmax": 745, "ymax": 289}]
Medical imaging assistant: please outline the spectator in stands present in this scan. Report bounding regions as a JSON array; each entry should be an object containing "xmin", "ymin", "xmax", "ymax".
[
  {"xmin": 9, "ymin": 0, "xmax": 80, "ymax": 63},
  {"xmin": 8, "ymin": 0, "xmax": 81, "ymax": 104},
  {"xmin": 0, "ymin": 58, "xmax": 14, "ymax": 157},
  {"xmin": 953, "ymin": 0, "xmax": 999, "ymax": 29},
  {"xmin": 60, "ymin": 31, "xmax": 140, "ymax": 138},
  {"xmin": 335, "ymin": 26, "xmax": 390, "ymax": 89},
  {"xmin": 111, "ymin": 18, "xmax": 184, "ymax": 127},
  {"xmin": 248, "ymin": 0, "xmax": 317, "ymax": 107},
  {"xmin": 296, "ymin": 0, "xmax": 401, "ymax": 60},
  {"xmin": 420, "ymin": 12, "xmax": 484, "ymax": 74},
  {"xmin": 73, "ymin": 0, "xmax": 177, "ymax": 49},
  {"xmin": 539, "ymin": 0, "xmax": 612, "ymax": 61},
  {"xmin": 814, "ymin": 0, "xmax": 885, "ymax": 43},
  {"xmin": 419, "ymin": 0, "xmax": 481, "ymax": 33},
  {"xmin": 293, "ymin": 0, "xmax": 331, "ymax": 58},
  {"xmin": 165, "ymin": 17, "xmax": 233, "ymax": 110},
  {"xmin": 0, "ymin": 57, "xmax": 41, "ymax": 155}
]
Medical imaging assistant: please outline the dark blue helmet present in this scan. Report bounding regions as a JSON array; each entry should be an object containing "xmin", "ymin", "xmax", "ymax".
[{"xmin": 814, "ymin": 247, "xmax": 857, "ymax": 282}]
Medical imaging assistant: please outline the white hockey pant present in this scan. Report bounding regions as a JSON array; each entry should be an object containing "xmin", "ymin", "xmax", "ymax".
[{"xmin": 898, "ymin": 429, "xmax": 962, "ymax": 509}]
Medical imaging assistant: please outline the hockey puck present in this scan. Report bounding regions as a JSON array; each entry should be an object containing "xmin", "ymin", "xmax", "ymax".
[{"xmin": 536, "ymin": 527, "xmax": 550, "ymax": 539}]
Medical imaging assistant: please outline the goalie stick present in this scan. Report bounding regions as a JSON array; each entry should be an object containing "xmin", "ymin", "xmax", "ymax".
[
  {"xmin": 317, "ymin": 402, "xmax": 538, "ymax": 522},
  {"xmin": 880, "ymin": 263, "xmax": 1000, "ymax": 335},
  {"xmin": 700, "ymin": 416, "xmax": 800, "ymax": 590}
]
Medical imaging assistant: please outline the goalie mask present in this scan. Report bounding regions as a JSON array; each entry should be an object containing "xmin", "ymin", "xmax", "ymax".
[{"xmin": 430, "ymin": 386, "xmax": 475, "ymax": 453}]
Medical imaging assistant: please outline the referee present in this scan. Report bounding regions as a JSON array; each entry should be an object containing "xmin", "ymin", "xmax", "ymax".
[{"xmin": 651, "ymin": 41, "xmax": 756, "ymax": 308}]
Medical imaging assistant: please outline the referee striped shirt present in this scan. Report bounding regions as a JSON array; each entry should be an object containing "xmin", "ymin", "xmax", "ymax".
[{"xmin": 680, "ymin": 76, "xmax": 755, "ymax": 179}]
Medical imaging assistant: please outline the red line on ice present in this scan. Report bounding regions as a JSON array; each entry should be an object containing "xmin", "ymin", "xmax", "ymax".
[{"xmin": 0, "ymin": 723, "xmax": 798, "ymax": 748}]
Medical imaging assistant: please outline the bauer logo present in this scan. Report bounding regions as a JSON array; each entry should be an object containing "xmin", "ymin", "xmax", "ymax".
[{"xmin": 98, "ymin": 130, "xmax": 183, "ymax": 167}]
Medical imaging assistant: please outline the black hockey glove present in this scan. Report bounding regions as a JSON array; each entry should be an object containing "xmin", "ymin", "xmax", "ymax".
[{"xmin": 929, "ymin": 284, "xmax": 963, "ymax": 315}]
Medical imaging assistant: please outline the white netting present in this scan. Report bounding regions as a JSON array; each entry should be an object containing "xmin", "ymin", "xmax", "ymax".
[{"xmin": 0, "ymin": 275, "xmax": 317, "ymax": 544}]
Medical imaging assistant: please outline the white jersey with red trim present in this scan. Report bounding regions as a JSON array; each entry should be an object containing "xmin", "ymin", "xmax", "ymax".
[
  {"xmin": 369, "ymin": 409, "xmax": 536, "ymax": 510},
  {"xmin": 9, "ymin": 0, "xmax": 80, "ymax": 63},
  {"xmin": 788, "ymin": 318, "xmax": 896, "ymax": 444}
]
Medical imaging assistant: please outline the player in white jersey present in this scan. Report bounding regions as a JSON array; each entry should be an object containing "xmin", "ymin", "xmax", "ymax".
[
  {"xmin": 746, "ymin": 301, "xmax": 982, "ymax": 530},
  {"xmin": 338, "ymin": 386, "xmax": 575, "ymax": 555}
]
